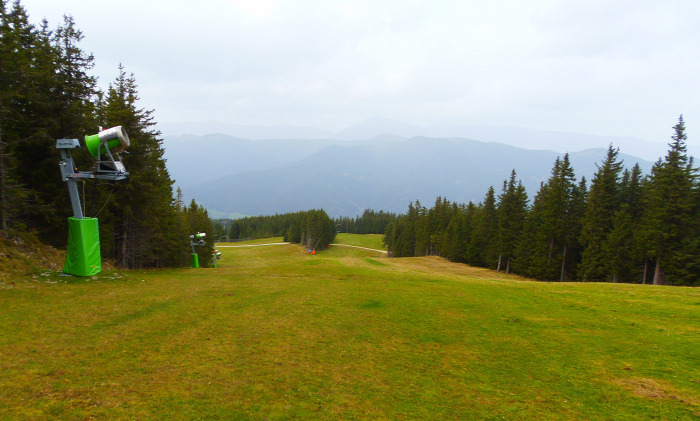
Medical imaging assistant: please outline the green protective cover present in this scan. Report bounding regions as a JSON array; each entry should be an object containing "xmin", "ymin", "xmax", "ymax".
[
  {"xmin": 190, "ymin": 254, "xmax": 199, "ymax": 268},
  {"xmin": 85, "ymin": 134, "xmax": 120, "ymax": 158},
  {"xmin": 63, "ymin": 217, "xmax": 101, "ymax": 276}
]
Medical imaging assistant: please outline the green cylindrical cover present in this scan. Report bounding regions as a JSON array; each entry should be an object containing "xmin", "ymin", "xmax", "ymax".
[
  {"xmin": 85, "ymin": 135, "xmax": 121, "ymax": 158},
  {"xmin": 191, "ymin": 254, "xmax": 199, "ymax": 268},
  {"xmin": 63, "ymin": 217, "xmax": 101, "ymax": 276}
]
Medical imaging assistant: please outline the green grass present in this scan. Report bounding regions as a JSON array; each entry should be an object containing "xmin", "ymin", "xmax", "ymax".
[
  {"xmin": 333, "ymin": 233, "xmax": 386, "ymax": 250},
  {"xmin": 217, "ymin": 236, "xmax": 285, "ymax": 246},
  {"xmin": 1, "ymin": 238, "xmax": 699, "ymax": 419}
]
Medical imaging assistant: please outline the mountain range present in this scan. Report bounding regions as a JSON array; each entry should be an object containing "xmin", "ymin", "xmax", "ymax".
[
  {"xmin": 162, "ymin": 117, "xmax": 697, "ymax": 162},
  {"xmin": 164, "ymin": 133, "xmax": 655, "ymax": 218}
]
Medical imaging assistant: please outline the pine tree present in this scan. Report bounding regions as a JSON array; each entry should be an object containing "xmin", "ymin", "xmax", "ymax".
[
  {"xmin": 495, "ymin": 170, "xmax": 528, "ymax": 273},
  {"xmin": 413, "ymin": 200, "xmax": 430, "ymax": 256},
  {"xmin": 579, "ymin": 146, "xmax": 624, "ymax": 281},
  {"xmin": 470, "ymin": 187, "xmax": 498, "ymax": 268},
  {"xmin": 0, "ymin": 4, "xmax": 97, "ymax": 242},
  {"xmin": 395, "ymin": 202, "xmax": 418, "ymax": 257},
  {"xmin": 565, "ymin": 176, "xmax": 587, "ymax": 280},
  {"xmin": 98, "ymin": 66, "xmax": 182, "ymax": 268},
  {"xmin": 513, "ymin": 184, "xmax": 544, "ymax": 277},
  {"xmin": 604, "ymin": 165, "xmax": 644, "ymax": 283},
  {"xmin": 0, "ymin": 1, "xmax": 54, "ymax": 233},
  {"xmin": 639, "ymin": 116, "xmax": 699, "ymax": 286},
  {"xmin": 515, "ymin": 155, "xmax": 579, "ymax": 280}
]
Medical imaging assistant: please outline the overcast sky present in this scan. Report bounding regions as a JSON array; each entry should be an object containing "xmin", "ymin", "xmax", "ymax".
[{"xmin": 20, "ymin": 0, "xmax": 700, "ymax": 146}]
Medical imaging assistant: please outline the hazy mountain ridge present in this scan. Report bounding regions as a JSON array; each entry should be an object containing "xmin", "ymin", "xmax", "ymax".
[
  {"xmin": 163, "ymin": 117, "xmax": 693, "ymax": 162},
  {"xmin": 164, "ymin": 135, "xmax": 342, "ymax": 187},
  {"xmin": 173, "ymin": 136, "xmax": 653, "ymax": 218}
]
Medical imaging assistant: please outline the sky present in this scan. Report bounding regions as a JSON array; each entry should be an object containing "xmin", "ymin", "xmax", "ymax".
[{"xmin": 19, "ymin": 0, "xmax": 700, "ymax": 147}]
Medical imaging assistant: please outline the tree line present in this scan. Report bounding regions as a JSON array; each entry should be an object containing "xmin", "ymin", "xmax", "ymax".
[
  {"xmin": 334, "ymin": 209, "xmax": 397, "ymax": 234},
  {"xmin": 385, "ymin": 117, "xmax": 699, "ymax": 286},
  {"xmin": 226, "ymin": 210, "xmax": 336, "ymax": 250},
  {"xmin": 0, "ymin": 1, "xmax": 211, "ymax": 268}
]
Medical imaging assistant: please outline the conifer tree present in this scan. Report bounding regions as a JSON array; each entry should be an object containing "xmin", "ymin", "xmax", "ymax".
[
  {"xmin": 460, "ymin": 202, "xmax": 479, "ymax": 264},
  {"xmin": 578, "ymin": 146, "xmax": 624, "ymax": 281},
  {"xmin": 0, "ymin": 4, "xmax": 97, "ymax": 242},
  {"xmin": 470, "ymin": 187, "xmax": 498, "ymax": 268},
  {"xmin": 444, "ymin": 203, "xmax": 473, "ymax": 263},
  {"xmin": 604, "ymin": 165, "xmax": 644, "ymax": 282},
  {"xmin": 394, "ymin": 202, "xmax": 418, "ymax": 257},
  {"xmin": 98, "ymin": 66, "xmax": 182, "ymax": 268},
  {"xmin": 515, "ymin": 155, "xmax": 579, "ymax": 280},
  {"xmin": 495, "ymin": 170, "xmax": 528, "ymax": 273},
  {"xmin": 0, "ymin": 1, "xmax": 54, "ymax": 233},
  {"xmin": 426, "ymin": 196, "xmax": 453, "ymax": 256},
  {"xmin": 639, "ymin": 116, "xmax": 699, "ymax": 285},
  {"xmin": 565, "ymin": 176, "xmax": 587, "ymax": 279},
  {"xmin": 513, "ymin": 182, "xmax": 546, "ymax": 278}
]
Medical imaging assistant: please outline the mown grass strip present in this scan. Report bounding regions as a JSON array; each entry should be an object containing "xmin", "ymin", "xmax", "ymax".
[{"xmin": 1, "ymin": 239, "xmax": 698, "ymax": 419}]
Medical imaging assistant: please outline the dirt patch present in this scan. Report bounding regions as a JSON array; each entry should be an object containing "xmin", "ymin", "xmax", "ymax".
[
  {"xmin": 390, "ymin": 256, "xmax": 530, "ymax": 283},
  {"xmin": 613, "ymin": 377, "xmax": 699, "ymax": 410}
]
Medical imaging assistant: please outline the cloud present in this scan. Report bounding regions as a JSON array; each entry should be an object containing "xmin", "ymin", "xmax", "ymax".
[{"xmin": 18, "ymin": 0, "xmax": 700, "ymax": 145}]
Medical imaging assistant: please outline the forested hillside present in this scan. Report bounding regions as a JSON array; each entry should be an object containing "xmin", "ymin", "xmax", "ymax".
[
  {"xmin": 0, "ymin": 1, "xmax": 211, "ymax": 268},
  {"xmin": 385, "ymin": 119, "xmax": 699, "ymax": 286},
  {"xmin": 334, "ymin": 210, "xmax": 397, "ymax": 234},
  {"xmin": 226, "ymin": 210, "xmax": 335, "ymax": 250}
]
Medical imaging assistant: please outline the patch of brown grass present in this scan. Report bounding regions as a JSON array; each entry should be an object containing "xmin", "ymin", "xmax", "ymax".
[
  {"xmin": 388, "ymin": 256, "xmax": 530, "ymax": 282},
  {"xmin": 613, "ymin": 377, "xmax": 700, "ymax": 409}
]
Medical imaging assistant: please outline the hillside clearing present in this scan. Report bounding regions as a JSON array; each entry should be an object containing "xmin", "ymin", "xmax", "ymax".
[{"xmin": 1, "ymin": 238, "xmax": 698, "ymax": 419}]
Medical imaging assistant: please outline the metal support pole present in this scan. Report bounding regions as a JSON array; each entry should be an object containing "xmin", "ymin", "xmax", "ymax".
[
  {"xmin": 66, "ymin": 179, "xmax": 84, "ymax": 219},
  {"xmin": 58, "ymin": 146, "xmax": 84, "ymax": 219}
]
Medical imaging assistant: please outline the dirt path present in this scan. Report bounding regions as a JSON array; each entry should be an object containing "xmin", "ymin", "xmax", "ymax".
[{"xmin": 330, "ymin": 244, "xmax": 388, "ymax": 254}]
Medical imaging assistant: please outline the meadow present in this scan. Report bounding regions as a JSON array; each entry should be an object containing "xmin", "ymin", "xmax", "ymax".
[{"xmin": 1, "ymin": 234, "xmax": 698, "ymax": 419}]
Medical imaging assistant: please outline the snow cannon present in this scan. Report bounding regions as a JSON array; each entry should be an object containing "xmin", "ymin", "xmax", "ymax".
[
  {"xmin": 56, "ymin": 126, "xmax": 130, "ymax": 276},
  {"xmin": 189, "ymin": 232, "xmax": 207, "ymax": 268},
  {"xmin": 83, "ymin": 126, "xmax": 130, "ymax": 175},
  {"xmin": 211, "ymin": 249, "xmax": 222, "ymax": 268},
  {"xmin": 85, "ymin": 126, "xmax": 130, "ymax": 158},
  {"xmin": 190, "ymin": 232, "xmax": 206, "ymax": 244}
]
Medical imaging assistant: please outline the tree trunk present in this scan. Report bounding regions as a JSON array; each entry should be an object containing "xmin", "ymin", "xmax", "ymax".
[
  {"xmin": 559, "ymin": 244, "xmax": 567, "ymax": 282},
  {"xmin": 547, "ymin": 238, "xmax": 554, "ymax": 264},
  {"xmin": 496, "ymin": 252, "xmax": 502, "ymax": 272},
  {"xmin": 642, "ymin": 258, "xmax": 648, "ymax": 284},
  {"xmin": 653, "ymin": 256, "xmax": 665, "ymax": 285},
  {"xmin": 506, "ymin": 258, "xmax": 511, "ymax": 274}
]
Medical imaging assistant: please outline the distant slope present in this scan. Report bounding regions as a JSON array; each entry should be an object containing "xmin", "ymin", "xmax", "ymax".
[
  {"xmin": 185, "ymin": 137, "xmax": 653, "ymax": 217},
  {"xmin": 163, "ymin": 134, "xmax": 341, "ymax": 187}
]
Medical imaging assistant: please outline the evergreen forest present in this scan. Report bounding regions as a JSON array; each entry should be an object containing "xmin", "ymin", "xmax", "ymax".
[
  {"xmin": 334, "ymin": 210, "xmax": 397, "ymax": 234},
  {"xmin": 0, "ymin": 1, "xmax": 212, "ymax": 268},
  {"xmin": 384, "ymin": 120, "xmax": 699, "ymax": 286},
  {"xmin": 225, "ymin": 209, "xmax": 336, "ymax": 251}
]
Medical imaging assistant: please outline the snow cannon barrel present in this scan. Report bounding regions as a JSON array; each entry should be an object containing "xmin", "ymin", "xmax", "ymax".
[{"xmin": 85, "ymin": 126, "xmax": 130, "ymax": 158}]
